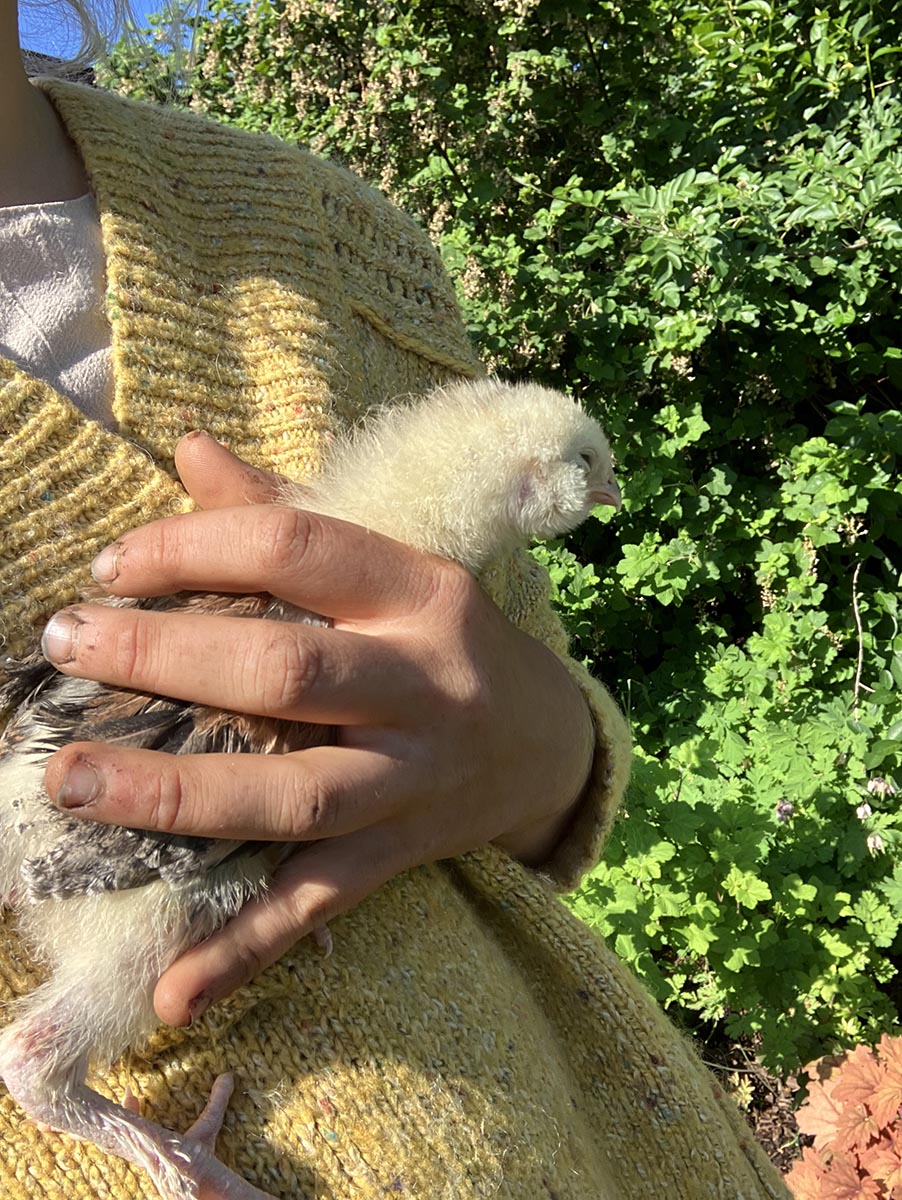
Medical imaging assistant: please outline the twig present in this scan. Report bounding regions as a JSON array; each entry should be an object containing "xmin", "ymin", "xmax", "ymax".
[
  {"xmin": 702, "ymin": 1059, "xmax": 755, "ymax": 1074},
  {"xmin": 702, "ymin": 1058, "xmax": 781, "ymax": 1099},
  {"xmin": 852, "ymin": 560, "xmax": 864, "ymax": 719}
]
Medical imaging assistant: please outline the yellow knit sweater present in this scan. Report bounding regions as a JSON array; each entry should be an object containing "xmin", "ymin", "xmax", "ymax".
[{"xmin": 0, "ymin": 80, "xmax": 790, "ymax": 1199}]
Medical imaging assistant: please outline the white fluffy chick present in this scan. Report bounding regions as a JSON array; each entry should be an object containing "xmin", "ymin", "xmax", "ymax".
[{"xmin": 0, "ymin": 378, "xmax": 620, "ymax": 1200}]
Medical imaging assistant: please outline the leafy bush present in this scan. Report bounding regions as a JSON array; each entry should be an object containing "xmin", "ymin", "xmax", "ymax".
[
  {"xmin": 786, "ymin": 1035, "xmax": 902, "ymax": 1198},
  {"xmin": 103, "ymin": 0, "xmax": 902, "ymax": 1073}
]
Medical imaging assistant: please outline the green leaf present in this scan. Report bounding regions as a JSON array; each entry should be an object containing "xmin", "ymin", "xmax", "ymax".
[
  {"xmin": 723, "ymin": 938, "xmax": 761, "ymax": 972},
  {"xmin": 722, "ymin": 866, "xmax": 773, "ymax": 909}
]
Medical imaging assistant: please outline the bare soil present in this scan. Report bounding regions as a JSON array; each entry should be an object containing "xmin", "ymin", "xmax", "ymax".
[{"xmin": 697, "ymin": 1027, "xmax": 809, "ymax": 1178}]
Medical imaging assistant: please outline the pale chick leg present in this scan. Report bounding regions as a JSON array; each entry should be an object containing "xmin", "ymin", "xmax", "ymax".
[
  {"xmin": 0, "ymin": 1015, "xmax": 273, "ymax": 1199},
  {"xmin": 0, "ymin": 878, "xmax": 277, "ymax": 1200}
]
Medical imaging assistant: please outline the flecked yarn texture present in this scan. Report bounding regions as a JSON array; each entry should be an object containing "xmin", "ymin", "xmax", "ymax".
[{"xmin": 0, "ymin": 80, "xmax": 791, "ymax": 1199}]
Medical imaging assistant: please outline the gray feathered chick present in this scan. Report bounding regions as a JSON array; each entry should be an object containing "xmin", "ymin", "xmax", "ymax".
[{"xmin": 0, "ymin": 379, "xmax": 620, "ymax": 1200}]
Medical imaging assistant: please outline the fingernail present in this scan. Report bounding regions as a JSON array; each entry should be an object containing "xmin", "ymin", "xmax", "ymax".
[
  {"xmin": 57, "ymin": 756, "xmax": 103, "ymax": 809},
  {"xmin": 183, "ymin": 429, "xmax": 213, "ymax": 442},
  {"xmin": 90, "ymin": 544, "xmax": 120, "ymax": 584},
  {"xmin": 41, "ymin": 611, "xmax": 82, "ymax": 664},
  {"xmin": 188, "ymin": 993, "xmax": 211, "ymax": 1025}
]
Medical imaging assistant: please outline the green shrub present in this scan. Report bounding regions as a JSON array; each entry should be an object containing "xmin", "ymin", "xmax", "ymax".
[{"xmin": 103, "ymin": 0, "xmax": 902, "ymax": 1072}]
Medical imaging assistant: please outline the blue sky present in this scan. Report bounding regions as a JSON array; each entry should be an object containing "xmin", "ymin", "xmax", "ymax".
[{"xmin": 19, "ymin": 0, "xmax": 169, "ymax": 58}]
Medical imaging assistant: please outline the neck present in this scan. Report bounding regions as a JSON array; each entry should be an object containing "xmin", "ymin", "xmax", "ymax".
[{"xmin": 0, "ymin": 5, "xmax": 90, "ymax": 207}]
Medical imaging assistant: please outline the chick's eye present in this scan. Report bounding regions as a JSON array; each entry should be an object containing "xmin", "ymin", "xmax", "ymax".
[{"xmin": 578, "ymin": 451, "xmax": 596, "ymax": 470}]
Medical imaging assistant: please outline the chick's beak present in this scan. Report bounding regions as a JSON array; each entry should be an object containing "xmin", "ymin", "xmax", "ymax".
[{"xmin": 590, "ymin": 478, "xmax": 622, "ymax": 512}]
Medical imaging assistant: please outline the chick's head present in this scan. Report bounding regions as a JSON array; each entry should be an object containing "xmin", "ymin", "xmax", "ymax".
[
  {"xmin": 499, "ymin": 384, "xmax": 621, "ymax": 542},
  {"xmin": 292, "ymin": 377, "xmax": 620, "ymax": 574}
]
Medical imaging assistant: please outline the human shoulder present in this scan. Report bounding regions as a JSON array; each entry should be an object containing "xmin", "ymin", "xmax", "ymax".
[
  {"xmin": 39, "ymin": 79, "xmax": 478, "ymax": 376},
  {"xmin": 37, "ymin": 78, "xmax": 391, "ymax": 224}
]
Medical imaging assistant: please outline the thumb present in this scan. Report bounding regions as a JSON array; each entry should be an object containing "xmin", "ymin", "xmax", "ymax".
[{"xmin": 174, "ymin": 431, "xmax": 288, "ymax": 509}]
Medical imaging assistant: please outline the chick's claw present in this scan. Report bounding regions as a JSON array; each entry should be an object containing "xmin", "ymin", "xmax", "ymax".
[
  {"xmin": 121, "ymin": 1074, "xmax": 232, "ymax": 1150},
  {"xmin": 181, "ymin": 1073, "xmax": 234, "ymax": 1150},
  {"xmin": 312, "ymin": 923, "xmax": 333, "ymax": 957},
  {"xmin": 121, "ymin": 1072, "xmax": 276, "ymax": 1200}
]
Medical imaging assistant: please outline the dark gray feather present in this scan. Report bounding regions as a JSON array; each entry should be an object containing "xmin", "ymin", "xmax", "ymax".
[{"xmin": 2, "ymin": 592, "xmax": 330, "ymax": 901}]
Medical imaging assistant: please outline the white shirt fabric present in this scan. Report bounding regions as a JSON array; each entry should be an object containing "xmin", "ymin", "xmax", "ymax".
[{"xmin": 0, "ymin": 192, "xmax": 115, "ymax": 428}]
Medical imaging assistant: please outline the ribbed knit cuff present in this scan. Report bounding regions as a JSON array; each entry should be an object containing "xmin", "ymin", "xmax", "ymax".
[{"xmin": 536, "ymin": 658, "xmax": 632, "ymax": 893}]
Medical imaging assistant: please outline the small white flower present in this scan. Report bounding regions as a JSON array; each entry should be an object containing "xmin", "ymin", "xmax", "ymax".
[
  {"xmin": 867, "ymin": 833, "xmax": 885, "ymax": 854},
  {"xmin": 856, "ymin": 802, "xmax": 873, "ymax": 820},
  {"xmin": 867, "ymin": 777, "xmax": 897, "ymax": 798}
]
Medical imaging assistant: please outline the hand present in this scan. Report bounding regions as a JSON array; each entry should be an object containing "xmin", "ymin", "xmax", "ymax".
[{"xmin": 41, "ymin": 432, "xmax": 595, "ymax": 1027}]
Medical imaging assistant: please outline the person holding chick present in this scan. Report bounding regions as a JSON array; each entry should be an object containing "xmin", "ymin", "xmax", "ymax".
[{"xmin": 0, "ymin": 3, "xmax": 790, "ymax": 1198}]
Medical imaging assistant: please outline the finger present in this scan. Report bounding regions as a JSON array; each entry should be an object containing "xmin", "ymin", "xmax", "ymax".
[
  {"xmin": 86, "ymin": 504, "xmax": 451, "ymax": 620},
  {"xmin": 44, "ymin": 742, "xmax": 408, "ymax": 840},
  {"xmin": 153, "ymin": 826, "xmax": 406, "ymax": 1026},
  {"xmin": 40, "ymin": 603, "xmax": 423, "ymax": 724},
  {"xmin": 174, "ymin": 431, "xmax": 286, "ymax": 507}
]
